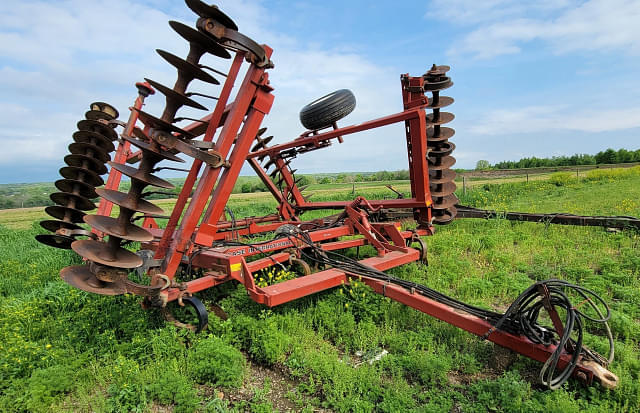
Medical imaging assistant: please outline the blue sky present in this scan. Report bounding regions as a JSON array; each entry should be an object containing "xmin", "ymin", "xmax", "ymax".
[{"xmin": 0, "ymin": 0, "xmax": 638, "ymax": 183}]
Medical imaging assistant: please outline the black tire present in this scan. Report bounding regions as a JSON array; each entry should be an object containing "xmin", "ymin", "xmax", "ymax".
[{"xmin": 299, "ymin": 89, "xmax": 356, "ymax": 130}]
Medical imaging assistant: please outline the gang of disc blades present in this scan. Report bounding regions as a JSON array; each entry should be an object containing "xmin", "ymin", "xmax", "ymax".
[
  {"xmin": 144, "ymin": 78, "xmax": 208, "ymax": 111},
  {"xmin": 45, "ymin": 205, "xmax": 86, "ymax": 223},
  {"xmin": 68, "ymin": 142, "xmax": 110, "ymax": 163},
  {"xmin": 77, "ymin": 119, "xmax": 118, "ymax": 141},
  {"xmin": 72, "ymin": 130, "xmax": 116, "ymax": 152},
  {"xmin": 72, "ymin": 239, "xmax": 143, "ymax": 268},
  {"xmin": 185, "ymin": 0, "xmax": 239, "ymax": 30},
  {"xmin": 426, "ymin": 96, "xmax": 454, "ymax": 110},
  {"xmin": 428, "ymin": 169, "xmax": 456, "ymax": 184},
  {"xmin": 96, "ymin": 188, "xmax": 164, "ymax": 215},
  {"xmin": 427, "ymin": 127, "xmax": 455, "ymax": 142},
  {"xmin": 50, "ymin": 192, "xmax": 96, "ymax": 211},
  {"xmin": 156, "ymin": 49, "xmax": 219, "ymax": 84},
  {"xmin": 426, "ymin": 112, "xmax": 455, "ymax": 126},
  {"xmin": 59, "ymin": 166, "xmax": 104, "ymax": 187},
  {"xmin": 64, "ymin": 154, "xmax": 108, "ymax": 175},
  {"xmin": 40, "ymin": 219, "xmax": 83, "ymax": 233},
  {"xmin": 168, "ymin": 21, "xmax": 231, "ymax": 59},
  {"xmin": 428, "ymin": 142, "xmax": 456, "ymax": 157},
  {"xmin": 428, "ymin": 155, "xmax": 456, "ymax": 170},
  {"xmin": 108, "ymin": 161, "xmax": 175, "ymax": 189},
  {"xmin": 121, "ymin": 135, "xmax": 185, "ymax": 163},
  {"xmin": 132, "ymin": 108, "xmax": 196, "ymax": 138},
  {"xmin": 431, "ymin": 194, "xmax": 459, "ymax": 210},
  {"xmin": 55, "ymin": 178, "xmax": 98, "ymax": 199},
  {"xmin": 36, "ymin": 234, "xmax": 74, "ymax": 249},
  {"xmin": 60, "ymin": 265, "xmax": 127, "ymax": 295},
  {"xmin": 430, "ymin": 181, "xmax": 457, "ymax": 197},
  {"xmin": 84, "ymin": 215, "xmax": 153, "ymax": 242}
]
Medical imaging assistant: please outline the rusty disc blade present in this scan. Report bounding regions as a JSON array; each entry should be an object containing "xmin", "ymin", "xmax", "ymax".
[
  {"xmin": 40, "ymin": 219, "xmax": 83, "ymax": 233},
  {"xmin": 60, "ymin": 265, "xmax": 127, "ymax": 295},
  {"xmin": 144, "ymin": 78, "xmax": 208, "ymax": 111},
  {"xmin": 132, "ymin": 127, "xmax": 148, "ymax": 140},
  {"xmin": 55, "ymin": 178, "xmax": 98, "ymax": 199},
  {"xmin": 425, "ymin": 65, "xmax": 451, "ymax": 76},
  {"xmin": 89, "ymin": 102, "xmax": 119, "ymax": 119},
  {"xmin": 50, "ymin": 192, "xmax": 96, "ymax": 211},
  {"xmin": 431, "ymin": 194, "xmax": 459, "ymax": 210},
  {"xmin": 84, "ymin": 215, "xmax": 153, "ymax": 242},
  {"xmin": 424, "ymin": 78, "xmax": 453, "ymax": 92},
  {"xmin": 59, "ymin": 166, "xmax": 104, "ymax": 187},
  {"xmin": 156, "ymin": 49, "xmax": 219, "ymax": 84},
  {"xmin": 433, "ymin": 206, "xmax": 457, "ymax": 225},
  {"xmin": 45, "ymin": 205, "xmax": 86, "ymax": 223},
  {"xmin": 72, "ymin": 130, "xmax": 116, "ymax": 152},
  {"xmin": 121, "ymin": 135, "xmax": 185, "ymax": 163},
  {"xmin": 36, "ymin": 233, "xmax": 75, "ymax": 249},
  {"xmin": 426, "ymin": 112, "xmax": 455, "ymax": 126},
  {"xmin": 430, "ymin": 181, "xmax": 457, "ymax": 197},
  {"xmin": 85, "ymin": 110, "xmax": 115, "ymax": 122},
  {"xmin": 169, "ymin": 21, "xmax": 231, "ymax": 59},
  {"xmin": 96, "ymin": 188, "xmax": 164, "ymax": 215},
  {"xmin": 428, "ymin": 142, "xmax": 456, "ymax": 157},
  {"xmin": 185, "ymin": 0, "xmax": 239, "ymax": 30},
  {"xmin": 68, "ymin": 142, "xmax": 110, "ymax": 163},
  {"xmin": 251, "ymin": 136, "xmax": 273, "ymax": 152},
  {"xmin": 428, "ymin": 155, "xmax": 456, "ymax": 170},
  {"xmin": 428, "ymin": 169, "xmax": 456, "ymax": 184},
  {"xmin": 64, "ymin": 154, "xmax": 108, "ymax": 175},
  {"xmin": 77, "ymin": 119, "xmax": 118, "ymax": 141},
  {"xmin": 72, "ymin": 240, "xmax": 143, "ymax": 268},
  {"xmin": 133, "ymin": 108, "xmax": 195, "ymax": 138},
  {"xmin": 426, "ymin": 96, "xmax": 454, "ymax": 110},
  {"xmin": 108, "ymin": 162, "xmax": 174, "ymax": 189},
  {"xmin": 427, "ymin": 126, "xmax": 455, "ymax": 142},
  {"xmin": 256, "ymin": 127, "xmax": 267, "ymax": 137}
]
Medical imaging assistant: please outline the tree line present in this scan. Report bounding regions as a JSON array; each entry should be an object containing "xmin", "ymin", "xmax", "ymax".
[{"xmin": 486, "ymin": 148, "xmax": 640, "ymax": 170}]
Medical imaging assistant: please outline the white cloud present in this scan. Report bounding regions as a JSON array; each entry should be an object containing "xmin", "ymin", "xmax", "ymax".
[
  {"xmin": 469, "ymin": 105, "xmax": 640, "ymax": 135},
  {"xmin": 428, "ymin": 0, "xmax": 640, "ymax": 59}
]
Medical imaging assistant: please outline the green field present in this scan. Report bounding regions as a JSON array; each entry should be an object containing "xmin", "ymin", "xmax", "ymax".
[{"xmin": 1, "ymin": 169, "xmax": 639, "ymax": 412}]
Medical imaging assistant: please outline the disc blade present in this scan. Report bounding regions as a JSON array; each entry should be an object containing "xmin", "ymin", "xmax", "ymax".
[
  {"xmin": 68, "ymin": 142, "xmax": 110, "ymax": 163},
  {"xmin": 50, "ymin": 192, "xmax": 96, "ymax": 211},
  {"xmin": 40, "ymin": 219, "xmax": 83, "ymax": 233},
  {"xmin": 96, "ymin": 188, "xmax": 164, "ymax": 215},
  {"xmin": 77, "ymin": 119, "xmax": 118, "ymax": 141},
  {"xmin": 184, "ymin": 0, "xmax": 238, "ymax": 30},
  {"xmin": 144, "ymin": 78, "xmax": 208, "ymax": 111},
  {"xmin": 428, "ymin": 142, "xmax": 456, "ymax": 157},
  {"xmin": 84, "ymin": 215, "xmax": 153, "ymax": 242},
  {"xmin": 427, "ymin": 127, "xmax": 455, "ymax": 142},
  {"xmin": 59, "ymin": 166, "xmax": 104, "ymax": 187},
  {"xmin": 428, "ymin": 155, "xmax": 456, "ymax": 170},
  {"xmin": 156, "ymin": 49, "xmax": 219, "ymax": 85},
  {"xmin": 426, "ymin": 112, "xmax": 455, "ymax": 126},
  {"xmin": 44, "ymin": 205, "xmax": 86, "ymax": 223},
  {"xmin": 426, "ymin": 96, "xmax": 454, "ymax": 110},
  {"xmin": 89, "ymin": 102, "xmax": 119, "ymax": 119},
  {"xmin": 36, "ymin": 234, "xmax": 74, "ymax": 249},
  {"xmin": 431, "ymin": 194, "xmax": 459, "ymax": 210},
  {"xmin": 133, "ymin": 108, "xmax": 195, "ymax": 138},
  {"xmin": 72, "ymin": 130, "xmax": 116, "ymax": 152},
  {"xmin": 71, "ymin": 240, "xmax": 143, "ymax": 268},
  {"xmin": 55, "ymin": 178, "xmax": 98, "ymax": 199},
  {"xmin": 430, "ymin": 181, "xmax": 457, "ymax": 197},
  {"xmin": 168, "ymin": 21, "xmax": 231, "ymax": 59},
  {"xmin": 108, "ymin": 162, "xmax": 175, "ymax": 189},
  {"xmin": 428, "ymin": 169, "xmax": 456, "ymax": 184},
  {"xmin": 433, "ymin": 206, "xmax": 457, "ymax": 225},
  {"xmin": 64, "ymin": 154, "xmax": 108, "ymax": 175},
  {"xmin": 60, "ymin": 265, "xmax": 127, "ymax": 295}
]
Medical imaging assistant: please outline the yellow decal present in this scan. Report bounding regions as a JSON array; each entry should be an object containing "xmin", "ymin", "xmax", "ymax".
[{"xmin": 230, "ymin": 263, "xmax": 242, "ymax": 272}]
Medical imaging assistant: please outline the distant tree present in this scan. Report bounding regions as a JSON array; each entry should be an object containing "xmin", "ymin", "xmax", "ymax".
[
  {"xmin": 475, "ymin": 160, "xmax": 491, "ymax": 170},
  {"xmin": 318, "ymin": 177, "xmax": 332, "ymax": 184},
  {"xmin": 595, "ymin": 148, "xmax": 618, "ymax": 164},
  {"xmin": 241, "ymin": 183, "xmax": 252, "ymax": 193}
]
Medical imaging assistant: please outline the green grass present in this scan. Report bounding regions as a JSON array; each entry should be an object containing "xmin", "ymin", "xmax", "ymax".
[{"xmin": 0, "ymin": 171, "xmax": 639, "ymax": 411}]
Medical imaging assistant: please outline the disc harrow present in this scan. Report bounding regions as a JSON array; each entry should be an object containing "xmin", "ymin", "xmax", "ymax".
[{"xmin": 35, "ymin": 1, "xmax": 625, "ymax": 391}]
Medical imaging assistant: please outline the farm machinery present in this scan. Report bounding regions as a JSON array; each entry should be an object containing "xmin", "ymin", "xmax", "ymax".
[{"xmin": 35, "ymin": 0, "xmax": 633, "ymax": 390}]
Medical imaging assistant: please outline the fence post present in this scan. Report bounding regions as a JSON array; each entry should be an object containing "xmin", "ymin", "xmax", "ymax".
[
  {"xmin": 463, "ymin": 176, "xmax": 466, "ymax": 195},
  {"xmin": 526, "ymin": 174, "xmax": 529, "ymax": 183}
]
